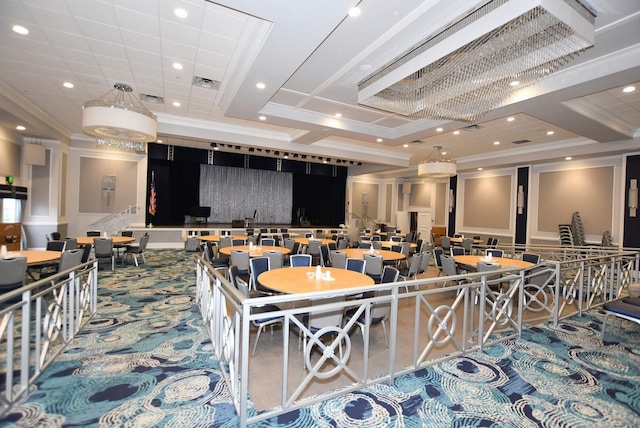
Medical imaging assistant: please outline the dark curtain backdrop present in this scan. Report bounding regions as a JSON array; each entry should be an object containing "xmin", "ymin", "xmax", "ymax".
[
  {"xmin": 146, "ymin": 160, "xmax": 200, "ymax": 226},
  {"xmin": 293, "ymin": 173, "xmax": 346, "ymax": 226},
  {"xmin": 146, "ymin": 144, "xmax": 346, "ymax": 227},
  {"xmin": 624, "ymin": 154, "xmax": 640, "ymax": 248}
]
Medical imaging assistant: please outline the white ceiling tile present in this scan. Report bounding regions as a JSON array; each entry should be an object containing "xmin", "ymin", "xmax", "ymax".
[
  {"xmin": 93, "ymin": 54, "xmax": 129, "ymax": 72},
  {"xmin": 66, "ymin": 0, "xmax": 118, "ymax": 26},
  {"xmin": 67, "ymin": 62, "xmax": 103, "ymax": 78},
  {"xmin": 21, "ymin": 4, "xmax": 80, "ymax": 33},
  {"xmin": 56, "ymin": 46, "xmax": 97, "ymax": 66},
  {"xmin": 195, "ymin": 46, "xmax": 231, "ymax": 69},
  {"xmin": 84, "ymin": 39, "xmax": 127, "ymax": 60},
  {"xmin": 120, "ymin": 29, "xmax": 161, "ymax": 54},
  {"xmin": 374, "ymin": 116, "xmax": 416, "ymax": 129},
  {"xmin": 75, "ymin": 19, "xmax": 122, "ymax": 44},
  {"xmin": 135, "ymin": 79, "xmax": 165, "ymax": 95},
  {"xmin": 160, "ymin": 40, "xmax": 197, "ymax": 63},
  {"xmin": 197, "ymin": 33, "xmax": 237, "ymax": 57},
  {"xmin": 129, "ymin": 62, "xmax": 164, "ymax": 81},
  {"xmin": 0, "ymin": 1, "xmax": 34, "ymax": 25},
  {"xmin": 41, "ymin": 28, "xmax": 89, "ymax": 52},
  {"xmin": 159, "ymin": 20, "xmax": 201, "ymax": 47},
  {"xmin": 114, "ymin": 6, "xmax": 160, "ymax": 37},
  {"xmin": 201, "ymin": 6, "xmax": 247, "ymax": 40},
  {"xmin": 30, "ymin": 54, "xmax": 70, "ymax": 72},
  {"xmin": 126, "ymin": 47, "xmax": 162, "ymax": 69}
]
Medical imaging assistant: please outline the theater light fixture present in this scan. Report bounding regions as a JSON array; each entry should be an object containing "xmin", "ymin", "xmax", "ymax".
[
  {"xmin": 517, "ymin": 185, "xmax": 525, "ymax": 214},
  {"xmin": 449, "ymin": 189, "xmax": 455, "ymax": 213},
  {"xmin": 82, "ymin": 83, "xmax": 157, "ymax": 152},
  {"xmin": 418, "ymin": 146, "xmax": 456, "ymax": 181},
  {"xmin": 630, "ymin": 179, "xmax": 638, "ymax": 218},
  {"xmin": 358, "ymin": 0, "xmax": 595, "ymax": 122}
]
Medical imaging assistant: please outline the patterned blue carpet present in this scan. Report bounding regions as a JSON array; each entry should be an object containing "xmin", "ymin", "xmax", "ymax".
[{"xmin": 1, "ymin": 250, "xmax": 639, "ymax": 427}]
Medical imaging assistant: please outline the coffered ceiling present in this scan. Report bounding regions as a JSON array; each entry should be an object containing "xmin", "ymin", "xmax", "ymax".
[{"xmin": 1, "ymin": 0, "xmax": 639, "ymax": 178}]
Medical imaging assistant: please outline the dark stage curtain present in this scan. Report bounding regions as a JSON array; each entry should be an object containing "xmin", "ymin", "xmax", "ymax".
[{"xmin": 147, "ymin": 160, "xmax": 200, "ymax": 226}]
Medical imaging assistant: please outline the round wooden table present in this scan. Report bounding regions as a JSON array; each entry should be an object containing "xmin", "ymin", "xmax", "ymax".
[
  {"xmin": 337, "ymin": 248, "xmax": 405, "ymax": 261},
  {"xmin": 450, "ymin": 237, "xmax": 483, "ymax": 245},
  {"xmin": 258, "ymin": 266, "xmax": 374, "ymax": 294},
  {"xmin": 199, "ymin": 235, "xmax": 247, "ymax": 242},
  {"xmin": 454, "ymin": 255, "xmax": 533, "ymax": 271},
  {"xmin": 323, "ymin": 232, "xmax": 348, "ymax": 239},
  {"xmin": 294, "ymin": 237, "xmax": 336, "ymax": 246},
  {"xmin": 218, "ymin": 245, "xmax": 291, "ymax": 257},
  {"xmin": 378, "ymin": 241, "xmax": 417, "ymax": 250},
  {"xmin": 76, "ymin": 236, "xmax": 135, "ymax": 246},
  {"xmin": 7, "ymin": 250, "xmax": 62, "ymax": 266}
]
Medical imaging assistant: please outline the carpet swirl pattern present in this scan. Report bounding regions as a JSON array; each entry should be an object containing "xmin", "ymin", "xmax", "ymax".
[{"xmin": 1, "ymin": 250, "xmax": 639, "ymax": 427}]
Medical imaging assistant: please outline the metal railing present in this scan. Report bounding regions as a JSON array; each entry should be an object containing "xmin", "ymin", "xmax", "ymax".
[
  {"xmin": 349, "ymin": 211, "xmax": 379, "ymax": 233},
  {"xmin": 0, "ymin": 261, "xmax": 99, "ymax": 415},
  {"xmin": 86, "ymin": 205, "xmax": 137, "ymax": 236},
  {"xmin": 193, "ymin": 247, "xmax": 639, "ymax": 426}
]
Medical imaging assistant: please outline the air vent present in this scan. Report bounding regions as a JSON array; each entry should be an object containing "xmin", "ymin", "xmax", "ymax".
[
  {"xmin": 462, "ymin": 124, "xmax": 483, "ymax": 131},
  {"xmin": 512, "ymin": 139, "xmax": 531, "ymax": 145},
  {"xmin": 193, "ymin": 76, "xmax": 221, "ymax": 90},
  {"xmin": 140, "ymin": 94, "xmax": 164, "ymax": 104}
]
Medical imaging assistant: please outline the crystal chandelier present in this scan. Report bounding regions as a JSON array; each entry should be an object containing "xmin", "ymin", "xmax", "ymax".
[
  {"xmin": 418, "ymin": 146, "xmax": 457, "ymax": 180},
  {"xmin": 82, "ymin": 83, "xmax": 157, "ymax": 152},
  {"xmin": 358, "ymin": 0, "xmax": 595, "ymax": 122},
  {"xmin": 96, "ymin": 139, "xmax": 145, "ymax": 152}
]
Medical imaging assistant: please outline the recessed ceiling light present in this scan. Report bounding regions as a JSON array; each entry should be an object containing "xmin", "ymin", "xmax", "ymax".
[
  {"xmin": 359, "ymin": 64, "xmax": 372, "ymax": 71},
  {"xmin": 453, "ymin": 130, "xmax": 460, "ymax": 135},
  {"xmin": 623, "ymin": 86, "xmax": 635, "ymax": 93},
  {"xmin": 335, "ymin": 113, "xmax": 342, "ymax": 118},
  {"xmin": 436, "ymin": 127, "xmax": 443, "ymax": 132},
  {"xmin": 441, "ymin": 150, "xmax": 447, "ymax": 155},
  {"xmin": 256, "ymin": 82, "xmax": 266, "ymax": 89},
  {"xmin": 157, "ymin": 139, "xmax": 163, "ymax": 143},
  {"xmin": 510, "ymin": 80, "xmax": 520, "ymax": 86},
  {"xmin": 16, "ymin": 125, "xmax": 26, "ymax": 131},
  {"xmin": 63, "ymin": 82, "xmax": 74, "ymax": 88},
  {"xmin": 376, "ymin": 138, "xmax": 383, "ymax": 142},
  {"xmin": 323, "ymin": 159, "xmax": 328, "ymax": 164},
  {"xmin": 172, "ymin": 101, "xmax": 181, "ymax": 107},
  {"xmin": 507, "ymin": 117, "xmax": 515, "ymax": 122},
  {"xmin": 284, "ymin": 153, "xmax": 289, "ymax": 159},
  {"xmin": 174, "ymin": 8, "xmax": 188, "ymax": 18},
  {"xmin": 172, "ymin": 62, "xmax": 183, "ymax": 70},
  {"xmin": 348, "ymin": 7, "xmax": 361, "ymax": 17},
  {"xmin": 493, "ymin": 141, "xmax": 500, "ymax": 145},
  {"xmin": 259, "ymin": 116, "xmax": 266, "ymax": 121},
  {"xmin": 477, "ymin": 167, "xmax": 483, "ymax": 171},
  {"xmin": 12, "ymin": 25, "xmax": 29, "ymax": 35},
  {"xmin": 546, "ymin": 130, "xmax": 554, "ymax": 135},
  {"xmin": 565, "ymin": 156, "xmax": 572, "ymax": 160},
  {"xmin": 403, "ymin": 143, "xmax": 409, "ymax": 148}
]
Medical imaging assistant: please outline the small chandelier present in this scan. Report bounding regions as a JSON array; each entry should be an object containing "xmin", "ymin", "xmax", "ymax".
[
  {"xmin": 82, "ymin": 83, "xmax": 157, "ymax": 152},
  {"xmin": 418, "ymin": 146, "xmax": 457, "ymax": 180}
]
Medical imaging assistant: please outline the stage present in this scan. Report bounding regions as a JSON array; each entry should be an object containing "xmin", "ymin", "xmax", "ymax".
[{"xmin": 129, "ymin": 224, "xmax": 353, "ymax": 249}]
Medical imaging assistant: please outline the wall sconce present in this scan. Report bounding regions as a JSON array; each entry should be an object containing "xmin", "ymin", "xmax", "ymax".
[
  {"xmin": 102, "ymin": 175, "xmax": 116, "ymax": 207},
  {"xmin": 630, "ymin": 179, "xmax": 638, "ymax": 218},
  {"xmin": 517, "ymin": 185, "xmax": 524, "ymax": 215},
  {"xmin": 449, "ymin": 188, "xmax": 455, "ymax": 213}
]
